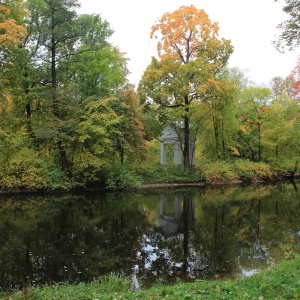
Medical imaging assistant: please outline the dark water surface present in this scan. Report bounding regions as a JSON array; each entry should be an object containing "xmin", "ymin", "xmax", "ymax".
[{"xmin": 0, "ymin": 181, "xmax": 300, "ymax": 290}]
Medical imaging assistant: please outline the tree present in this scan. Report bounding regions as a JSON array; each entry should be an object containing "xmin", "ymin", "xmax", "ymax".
[
  {"xmin": 263, "ymin": 98, "xmax": 300, "ymax": 170},
  {"xmin": 0, "ymin": 1, "xmax": 27, "ymax": 51},
  {"xmin": 72, "ymin": 45, "xmax": 128, "ymax": 99},
  {"xmin": 237, "ymin": 87, "xmax": 272, "ymax": 162},
  {"xmin": 288, "ymin": 56, "xmax": 300, "ymax": 99},
  {"xmin": 0, "ymin": 0, "xmax": 27, "ymax": 105},
  {"xmin": 138, "ymin": 5, "xmax": 233, "ymax": 170},
  {"xmin": 274, "ymin": 0, "xmax": 300, "ymax": 51},
  {"xmin": 0, "ymin": 0, "xmax": 133, "ymax": 187},
  {"xmin": 21, "ymin": 0, "xmax": 117, "ymax": 176},
  {"xmin": 112, "ymin": 86, "xmax": 147, "ymax": 165},
  {"xmin": 269, "ymin": 75, "xmax": 295, "ymax": 99},
  {"xmin": 200, "ymin": 69, "xmax": 238, "ymax": 160}
]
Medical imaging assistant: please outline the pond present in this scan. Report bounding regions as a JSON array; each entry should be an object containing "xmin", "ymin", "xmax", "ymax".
[{"xmin": 0, "ymin": 181, "xmax": 300, "ymax": 291}]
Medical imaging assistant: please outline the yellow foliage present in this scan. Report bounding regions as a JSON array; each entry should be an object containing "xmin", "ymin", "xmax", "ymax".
[
  {"xmin": 230, "ymin": 147, "xmax": 240, "ymax": 156},
  {"xmin": 0, "ymin": 4, "xmax": 27, "ymax": 49},
  {"xmin": 150, "ymin": 5, "xmax": 223, "ymax": 63}
]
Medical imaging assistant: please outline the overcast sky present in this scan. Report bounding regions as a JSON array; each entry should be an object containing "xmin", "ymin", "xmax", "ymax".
[{"xmin": 78, "ymin": 0, "xmax": 299, "ymax": 87}]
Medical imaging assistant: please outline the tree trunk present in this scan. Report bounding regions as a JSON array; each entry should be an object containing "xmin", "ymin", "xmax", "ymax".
[
  {"xmin": 183, "ymin": 96, "xmax": 190, "ymax": 170},
  {"xmin": 258, "ymin": 121, "xmax": 261, "ymax": 162},
  {"xmin": 51, "ymin": 25, "xmax": 69, "ymax": 176}
]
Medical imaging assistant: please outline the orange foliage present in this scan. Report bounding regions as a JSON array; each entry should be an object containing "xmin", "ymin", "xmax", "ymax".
[
  {"xmin": 290, "ymin": 55, "xmax": 300, "ymax": 99},
  {"xmin": 0, "ymin": 4, "xmax": 27, "ymax": 49},
  {"xmin": 150, "ymin": 5, "xmax": 220, "ymax": 63}
]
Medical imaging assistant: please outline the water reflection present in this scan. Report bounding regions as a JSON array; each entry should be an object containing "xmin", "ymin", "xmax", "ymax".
[{"xmin": 0, "ymin": 182, "xmax": 300, "ymax": 291}]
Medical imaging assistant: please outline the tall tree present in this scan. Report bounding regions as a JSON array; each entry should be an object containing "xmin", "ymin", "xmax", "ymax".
[
  {"xmin": 237, "ymin": 87, "xmax": 272, "ymax": 162},
  {"xmin": 21, "ymin": 0, "xmax": 82, "ymax": 175},
  {"xmin": 274, "ymin": 0, "xmax": 300, "ymax": 51},
  {"xmin": 202, "ymin": 70, "xmax": 238, "ymax": 160},
  {"xmin": 138, "ymin": 5, "xmax": 233, "ymax": 170},
  {"xmin": 23, "ymin": 0, "xmax": 116, "ymax": 176}
]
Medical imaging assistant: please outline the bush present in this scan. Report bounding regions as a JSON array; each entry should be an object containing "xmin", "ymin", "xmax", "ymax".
[
  {"xmin": 0, "ymin": 148, "xmax": 61, "ymax": 191},
  {"xmin": 105, "ymin": 163, "xmax": 142, "ymax": 189},
  {"xmin": 201, "ymin": 161, "xmax": 237, "ymax": 182},
  {"xmin": 233, "ymin": 160, "xmax": 273, "ymax": 181},
  {"xmin": 200, "ymin": 160, "xmax": 273, "ymax": 183},
  {"xmin": 139, "ymin": 164, "xmax": 202, "ymax": 183}
]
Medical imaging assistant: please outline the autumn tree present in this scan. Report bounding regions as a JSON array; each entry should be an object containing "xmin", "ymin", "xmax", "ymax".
[
  {"xmin": 269, "ymin": 75, "xmax": 294, "ymax": 99},
  {"xmin": 111, "ymin": 86, "xmax": 147, "ymax": 165},
  {"xmin": 19, "ymin": 0, "xmax": 118, "ymax": 177},
  {"xmin": 0, "ymin": 0, "xmax": 26, "ymax": 51},
  {"xmin": 138, "ymin": 5, "xmax": 233, "ymax": 170},
  {"xmin": 0, "ymin": 0, "xmax": 27, "ymax": 104},
  {"xmin": 287, "ymin": 56, "xmax": 300, "ymax": 99},
  {"xmin": 0, "ymin": 0, "xmax": 137, "ymax": 189}
]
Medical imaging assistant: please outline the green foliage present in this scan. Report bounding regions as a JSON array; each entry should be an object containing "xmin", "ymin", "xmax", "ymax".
[
  {"xmin": 0, "ymin": 130, "xmax": 68, "ymax": 191},
  {"xmin": 280, "ymin": 242, "xmax": 297, "ymax": 260},
  {"xmin": 274, "ymin": 0, "xmax": 300, "ymax": 51},
  {"xmin": 201, "ymin": 161, "xmax": 237, "ymax": 182},
  {"xmin": 77, "ymin": 97, "xmax": 123, "ymax": 155},
  {"xmin": 200, "ymin": 160, "xmax": 273, "ymax": 183},
  {"xmin": 0, "ymin": 0, "xmax": 300, "ymax": 191},
  {"xmin": 0, "ymin": 148, "xmax": 62, "ymax": 191},
  {"xmin": 140, "ymin": 165, "xmax": 202, "ymax": 183},
  {"xmin": 105, "ymin": 163, "xmax": 143, "ymax": 189},
  {"xmin": 233, "ymin": 159, "xmax": 273, "ymax": 181},
  {"xmin": 1, "ymin": 273, "xmax": 132, "ymax": 300},
  {"xmin": 71, "ymin": 150, "xmax": 104, "ymax": 186}
]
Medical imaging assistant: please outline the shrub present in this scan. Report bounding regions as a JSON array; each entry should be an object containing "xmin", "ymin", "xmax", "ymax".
[
  {"xmin": 201, "ymin": 161, "xmax": 237, "ymax": 182},
  {"xmin": 200, "ymin": 160, "xmax": 273, "ymax": 183},
  {"xmin": 105, "ymin": 163, "xmax": 142, "ymax": 189},
  {"xmin": 0, "ymin": 148, "xmax": 60, "ymax": 191},
  {"xmin": 233, "ymin": 160, "xmax": 273, "ymax": 181},
  {"xmin": 139, "ymin": 164, "xmax": 202, "ymax": 183}
]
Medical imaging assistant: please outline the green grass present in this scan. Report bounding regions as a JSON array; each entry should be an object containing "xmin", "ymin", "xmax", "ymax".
[{"xmin": 1, "ymin": 256, "xmax": 300, "ymax": 299}]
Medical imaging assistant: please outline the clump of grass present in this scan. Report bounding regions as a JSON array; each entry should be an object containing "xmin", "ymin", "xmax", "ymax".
[
  {"xmin": 1, "ymin": 273, "xmax": 132, "ymax": 300},
  {"xmin": 3, "ymin": 256, "xmax": 300, "ymax": 300}
]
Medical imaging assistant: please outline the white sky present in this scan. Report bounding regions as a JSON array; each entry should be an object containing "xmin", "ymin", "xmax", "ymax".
[{"xmin": 78, "ymin": 0, "xmax": 299, "ymax": 87}]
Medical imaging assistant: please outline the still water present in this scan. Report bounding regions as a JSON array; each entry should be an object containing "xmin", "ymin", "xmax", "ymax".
[{"xmin": 0, "ymin": 181, "xmax": 300, "ymax": 290}]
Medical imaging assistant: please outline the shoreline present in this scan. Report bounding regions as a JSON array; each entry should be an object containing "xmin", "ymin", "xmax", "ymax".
[{"xmin": 0, "ymin": 175, "xmax": 297, "ymax": 195}]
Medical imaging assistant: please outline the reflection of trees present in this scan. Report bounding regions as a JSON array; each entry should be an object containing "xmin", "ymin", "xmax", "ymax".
[
  {"xmin": 0, "ymin": 194, "xmax": 148, "ymax": 290},
  {"xmin": 0, "ymin": 182, "xmax": 300, "ymax": 289},
  {"xmin": 137, "ymin": 194, "xmax": 245, "ymax": 282},
  {"xmin": 192, "ymin": 204, "xmax": 237, "ymax": 278},
  {"xmin": 237, "ymin": 199, "xmax": 271, "ymax": 274},
  {"xmin": 136, "ymin": 194, "xmax": 196, "ymax": 284},
  {"xmin": 137, "ymin": 182, "xmax": 300, "ymax": 283}
]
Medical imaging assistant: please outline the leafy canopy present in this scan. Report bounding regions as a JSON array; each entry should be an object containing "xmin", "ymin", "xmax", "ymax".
[{"xmin": 274, "ymin": 0, "xmax": 300, "ymax": 51}]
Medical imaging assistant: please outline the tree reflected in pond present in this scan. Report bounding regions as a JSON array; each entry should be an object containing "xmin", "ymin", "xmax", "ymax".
[{"xmin": 0, "ymin": 182, "xmax": 300, "ymax": 290}]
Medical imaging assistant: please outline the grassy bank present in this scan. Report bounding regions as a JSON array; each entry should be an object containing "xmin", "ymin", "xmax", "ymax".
[
  {"xmin": 2, "ymin": 255, "xmax": 300, "ymax": 300},
  {"xmin": 1, "ymin": 158, "xmax": 297, "ymax": 195}
]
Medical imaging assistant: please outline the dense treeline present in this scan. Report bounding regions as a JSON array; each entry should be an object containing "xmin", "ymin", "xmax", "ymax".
[{"xmin": 0, "ymin": 0, "xmax": 300, "ymax": 191}]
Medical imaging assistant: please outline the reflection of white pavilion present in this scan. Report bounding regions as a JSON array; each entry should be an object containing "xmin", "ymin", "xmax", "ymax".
[
  {"xmin": 160, "ymin": 126, "xmax": 196, "ymax": 166},
  {"xmin": 159, "ymin": 194, "xmax": 195, "ymax": 237}
]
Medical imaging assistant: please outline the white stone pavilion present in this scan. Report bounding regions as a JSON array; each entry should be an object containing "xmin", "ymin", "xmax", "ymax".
[{"xmin": 160, "ymin": 126, "xmax": 195, "ymax": 166}]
